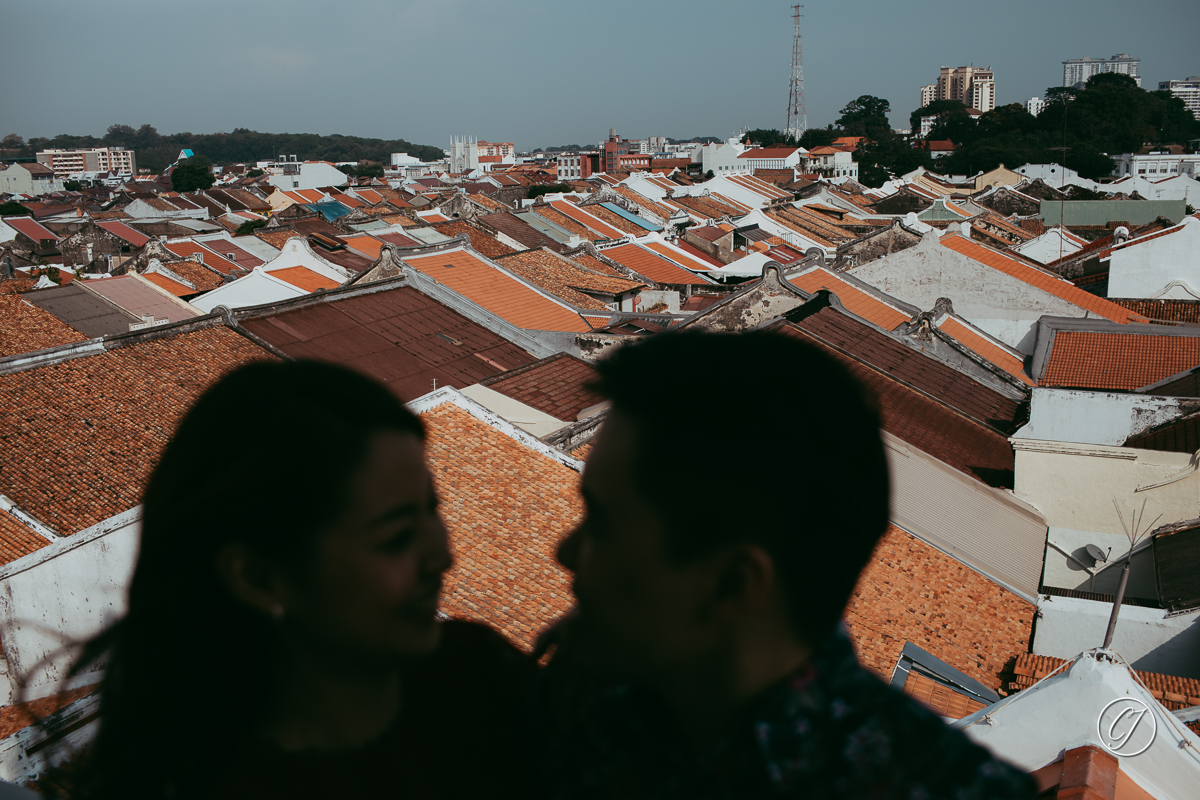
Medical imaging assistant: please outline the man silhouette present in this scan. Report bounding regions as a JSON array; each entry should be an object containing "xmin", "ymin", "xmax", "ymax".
[{"xmin": 542, "ymin": 330, "xmax": 1034, "ymax": 799}]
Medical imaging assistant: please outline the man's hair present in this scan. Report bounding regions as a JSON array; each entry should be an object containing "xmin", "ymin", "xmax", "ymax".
[{"xmin": 592, "ymin": 329, "xmax": 890, "ymax": 646}]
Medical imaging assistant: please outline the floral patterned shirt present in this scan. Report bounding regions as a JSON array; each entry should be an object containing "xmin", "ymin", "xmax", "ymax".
[{"xmin": 540, "ymin": 631, "xmax": 1036, "ymax": 800}]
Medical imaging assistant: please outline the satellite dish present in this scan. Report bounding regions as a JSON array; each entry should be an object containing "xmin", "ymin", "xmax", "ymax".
[{"xmin": 1085, "ymin": 543, "xmax": 1108, "ymax": 564}]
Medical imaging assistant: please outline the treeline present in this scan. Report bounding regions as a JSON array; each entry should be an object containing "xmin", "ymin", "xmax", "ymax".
[
  {"xmin": 0, "ymin": 125, "xmax": 445, "ymax": 172},
  {"xmin": 747, "ymin": 73, "xmax": 1200, "ymax": 188}
]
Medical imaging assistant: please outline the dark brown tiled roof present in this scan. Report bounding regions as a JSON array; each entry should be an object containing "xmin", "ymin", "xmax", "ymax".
[
  {"xmin": 479, "ymin": 212, "xmax": 568, "ymax": 253},
  {"xmin": 1111, "ymin": 298, "xmax": 1200, "ymax": 324},
  {"xmin": 423, "ymin": 402, "xmax": 578, "ymax": 650},
  {"xmin": 240, "ymin": 284, "xmax": 537, "ymax": 400},
  {"xmin": 1126, "ymin": 411, "xmax": 1200, "ymax": 453},
  {"xmin": 785, "ymin": 303, "xmax": 1027, "ymax": 433},
  {"xmin": 847, "ymin": 524, "xmax": 1035, "ymax": 691},
  {"xmin": 481, "ymin": 353, "xmax": 602, "ymax": 422},
  {"xmin": 254, "ymin": 229, "xmax": 304, "ymax": 250},
  {"xmin": 0, "ymin": 327, "xmax": 274, "ymax": 534},
  {"xmin": 582, "ymin": 204, "xmax": 649, "ymax": 236},
  {"xmin": 494, "ymin": 249, "xmax": 642, "ymax": 312},
  {"xmin": 903, "ymin": 671, "xmax": 987, "ymax": 719},
  {"xmin": 155, "ymin": 259, "xmax": 225, "ymax": 293},
  {"xmin": 0, "ymin": 293, "xmax": 86, "ymax": 358},
  {"xmin": 774, "ymin": 316, "xmax": 1019, "ymax": 487},
  {"xmin": 430, "ymin": 221, "xmax": 517, "ymax": 259},
  {"xmin": 0, "ymin": 508, "xmax": 51, "ymax": 567}
]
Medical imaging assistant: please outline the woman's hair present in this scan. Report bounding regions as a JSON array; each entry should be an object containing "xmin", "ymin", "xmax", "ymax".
[{"xmin": 67, "ymin": 360, "xmax": 423, "ymax": 799}]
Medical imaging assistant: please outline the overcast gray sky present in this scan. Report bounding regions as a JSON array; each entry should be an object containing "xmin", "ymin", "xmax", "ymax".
[{"xmin": 2, "ymin": 0, "xmax": 1197, "ymax": 151}]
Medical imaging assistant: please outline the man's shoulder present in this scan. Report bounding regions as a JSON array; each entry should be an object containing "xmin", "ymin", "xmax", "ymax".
[{"xmin": 783, "ymin": 645, "xmax": 1035, "ymax": 799}]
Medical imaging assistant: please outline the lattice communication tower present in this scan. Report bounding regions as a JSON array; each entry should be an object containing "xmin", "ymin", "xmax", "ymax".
[{"xmin": 784, "ymin": 4, "xmax": 807, "ymax": 141}]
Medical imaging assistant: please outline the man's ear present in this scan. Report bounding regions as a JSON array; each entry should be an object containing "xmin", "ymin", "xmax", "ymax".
[
  {"xmin": 216, "ymin": 542, "xmax": 292, "ymax": 617},
  {"xmin": 712, "ymin": 544, "xmax": 776, "ymax": 612}
]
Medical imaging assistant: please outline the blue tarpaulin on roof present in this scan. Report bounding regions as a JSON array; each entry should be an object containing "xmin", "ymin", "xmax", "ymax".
[
  {"xmin": 306, "ymin": 201, "xmax": 353, "ymax": 222},
  {"xmin": 600, "ymin": 202, "xmax": 661, "ymax": 231}
]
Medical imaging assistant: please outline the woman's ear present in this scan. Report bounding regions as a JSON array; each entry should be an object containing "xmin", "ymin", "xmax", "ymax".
[{"xmin": 216, "ymin": 543, "xmax": 291, "ymax": 618}]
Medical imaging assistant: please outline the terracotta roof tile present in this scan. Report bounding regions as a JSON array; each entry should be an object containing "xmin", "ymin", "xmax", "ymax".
[
  {"xmin": 494, "ymin": 250, "xmax": 642, "ymax": 312},
  {"xmin": 267, "ymin": 266, "xmax": 341, "ymax": 293},
  {"xmin": 1006, "ymin": 652, "xmax": 1200, "ymax": 712},
  {"xmin": 402, "ymin": 249, "xmax": 594, "ymax": 332},
  {"xmin": 0, "ymin": 508, "xmax": 51, "ymax": 567},
  {"xmin": 789, "ymin": 269, "xmax": 911, "ymax": 330},
  {"xmin": 430, "ymin": 221, "xmax": 517, "ymax": 259},
  {"xmin": 0, "ymin": 685, "xmax": 96, "ymax": 740},
  {"xmin": 584, "ymin": 204, "xmax": 652, "ymax": 236},
  {"xmin": 847, "ymin": 524, "xmax": 1035, "ymax": 690},
  {"xmin": 0, "ymin": 293, "xmax": 86, "ymax": 358},
  {"xmin": 548, "ymin": 201, "xmax": 625, "ymax": 240},
  {"xmin": 902, "ymin": 670, "xmax": 987, "ymax": 719},
  {"xmin": 0, "ymin": 327, "xmax": 274, "ymax": 534},
  {"xmin": 609, "ymin": 186, "xmax": 675, "ymax": 221},
  {"xmin": 938, "ymin": 318, "xmax": 1034, "ymax": 386},
  {"xmin": 1110, "ymin": 299, "xmax": 1200, "ymax": 324},
  {"xmin": 643, "ymin": 241, "xmax": 715, "ymax": 273},
  {"xmin": 1040, "ymin": 330, "xmax": 1200, "ymax": 390},
  {"xmin": 1126, "ymin": 412, "xmax": 1200, "ymax": 453},
  {"xmin": 479, "ymin": 213, "xmax": 568, "ymax": 254},
  {"xmin": 941, "ymin": 235, "xmax": 1136, "ymax": 323},
  {"xmin": 530, "ymin": 205, "xmax": 594, "ymax": 240},
  {"xmin": 568, "ymin": 253, "xmax": 625, "ymax": 278},
  {"xmin": 422, "ymin": 402, "xmax": 578, "ymax": 649},
  {"xmin": 254, "ymin": 229, "xmax": 306, "ymax": 250},
  {"xmin": 480, "ymin": 353, "xmax": 602, "ymax": 422},
  {"xmin": 601, "ymin": 244, "xmax": 713, "ymax": 286}
]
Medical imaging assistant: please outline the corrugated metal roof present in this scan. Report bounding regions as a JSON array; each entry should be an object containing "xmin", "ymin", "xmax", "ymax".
[
  {"xmin": 240, "ymin": 284, "xmax": 538, "ymax": 399},
  {"xmin": 83, "ymin": 276, "xmax": 198, "ymax": 323},
  {"xmin": 23, "ymin": 283, "xmax": 141, "ymax": 337},
  {"xmin": 1040, "ymin": 199, "xmax": 1187, "ymax": 226}
]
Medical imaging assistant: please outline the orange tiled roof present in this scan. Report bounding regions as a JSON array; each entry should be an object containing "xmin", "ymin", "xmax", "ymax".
[
  {"xmin": 0, "ymin": 327, "xmax": 275, "ymax": 534},
  {"xmin": 267, "ymin": 266, "xmax": 340, "ymax": 293},
  {"xmin": 549, "ymin": 201, "xmax": 625, "ymax": 240},
  {"xmin": 1007, "ymin": 652, "xmax": 1200, "ymax": 722},
  {"xmin": 846, "ymin": 524, "xmax": 1035, "ymax": 690},
  {"xmin": 496, "ymin": 250, "xmax": 642, "ymax": 311},
  {"xmin": 903, "ymin": 670, "xmax": 987, "ymax": 719},
  {"xmin": 430, "ymin": 221, "xmax": 516, "ymax": 260},
  {"xmin": 343, "ymin": 234, "xmax": 384, "ymax": 260},
  {"xmin": 530, "ymin": 205, "xmax": 594, "ymax": 240},
  {"xmin": 402, "ymin": 249, "xmax": 594, "ymax": 333},
  {"xmin": 0, "ymin": 508, "xmax": 51, "ymax": 567},
  {"xmin": 939, "ymin": 317, "xmax": 1034, "ymax": 386},
  {"xmin": 0, "ymin": 293, "xmax": 85, "ymax": 358},
  {"xmin": 602, "ymin": 244, "xmax": 713, "ymax": 286},
  {"xmin": 1040, "ymin": 330, "xmax": 1200, "ymax": 390},
  {"xmin": 568, "ymin": 252, "xmax": 625, "ymax": 278},
  {"xmin": 583, "ymin": 204, "xmax": 649, "ymax": 236},
  {"xmin": 941, "ymin": 235, "xmax": 1137, "ymax": 323},
  {"xmin": 643, "ymin": 241, "xmax": 715, "ymax": 272},
  {"xmin": 254, "ymin": 229, "xmax": 306, "ymax": 250},
  {"xmin": 0, "ymin": 685, "xmax": 97, "ymax": 740},
  {"xmin": 789, "ymin": 269, "xmax": 911, "ymax": 330},
  {"xmin": 422, "ymin": 402, "xmax": 578, "ymax": 649},
  {"xmin": 143, "ymin": 272, "xmax": 196, "ymax": 297}
]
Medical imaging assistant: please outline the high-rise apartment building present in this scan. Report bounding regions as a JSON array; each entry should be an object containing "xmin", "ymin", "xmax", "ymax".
[
  {"xmin": 1160, "ymin": 77, "xmax": 1200, "ymax": 120},
  {"xmin": 1062, "ymin": 54, "xmax": 1140, "ymax": 88},
  {"xmin": 1026, "ymin": 96, "xmax": 1047, "ymax": 117},
  {"xmin": 36, "ymin": 146, "xmax": 137, "ymax": 177},
  {"xmin": 925, "ymin": 66, "xmax": 996, "ymax": 113}
]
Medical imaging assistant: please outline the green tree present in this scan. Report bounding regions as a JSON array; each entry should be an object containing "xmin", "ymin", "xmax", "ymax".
[
  {"xmin": 171, "ymin": 156, "xmax": 215, "ymax": 192},
  {"xmin": 1086, "ymin": 72, "xmax": 1139, "ymax": 90},
  {"xmin": 527, "ymin": 183, "xmax": 572, "ymax": 199},
  {"xmin": 0, "ymin": 201, "xmax": 30, "ymax": 216},
  {"xmin": 63, "ymin": 180, "xmax": 83, "ymax": 191},
  {"xmin": 798, "ymin": 127, "xmax": 838, "ymax": 149},
  {"xmin": 246, "ymin": 168, "xmax": 264, "ymax": 177},
  {"xmin": 836, "ymin": 95, "xmax": 891, "ymax": 140},
  {"xmin": 704, "ymin": 169, "xmax": 714, "ymax": 180},
  {"xmin": 909, "ymin": 100, "xmax": 967, "ymax": 136},
  {"xmin": 1, "ymin": 133, "xmax": 24, "ymax": 150},
  {"xmin": 235, "ymin": 218, "xmax": 268, "ymax": 236},
  {"xmin": 853, "ymin": 131, "xmax": 933, "ymax": 188},
  {"xmin": 745, "ymin": 129, "xmax": 796, "ymax": 147}
]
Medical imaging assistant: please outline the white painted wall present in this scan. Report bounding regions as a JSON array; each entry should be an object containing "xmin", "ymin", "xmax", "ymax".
[
  {"xmin": 1106, "ymin": 217, "xmax": 1200, "ymax": 299},
  {"xmin": 1014, "ymin": 388, "xmax": 1191, "ymax": 447},
  {"xmin": 0, "ymin": 509, "xmax": 140, "ymax": 704},
  {"xmin": 265, "ymin": 162, "xmax": 348, "ymax": 193},
  {"xmin": 1034, "ymin": 594, "xmax": 1200, "ymax": 679},
  {"xmin": 849, "ymin": 234, "xmax": 1114, "ymax": 354}
]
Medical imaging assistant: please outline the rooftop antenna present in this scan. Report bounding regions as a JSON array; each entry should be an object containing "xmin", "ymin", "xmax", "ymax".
[
  {"xmin": 784, "ymin": 4, "xmax": 807, "ymax": 142},
  {"xmin": 1102, "ymin": 497, "xmax": 1162, "ymax": 649}
]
